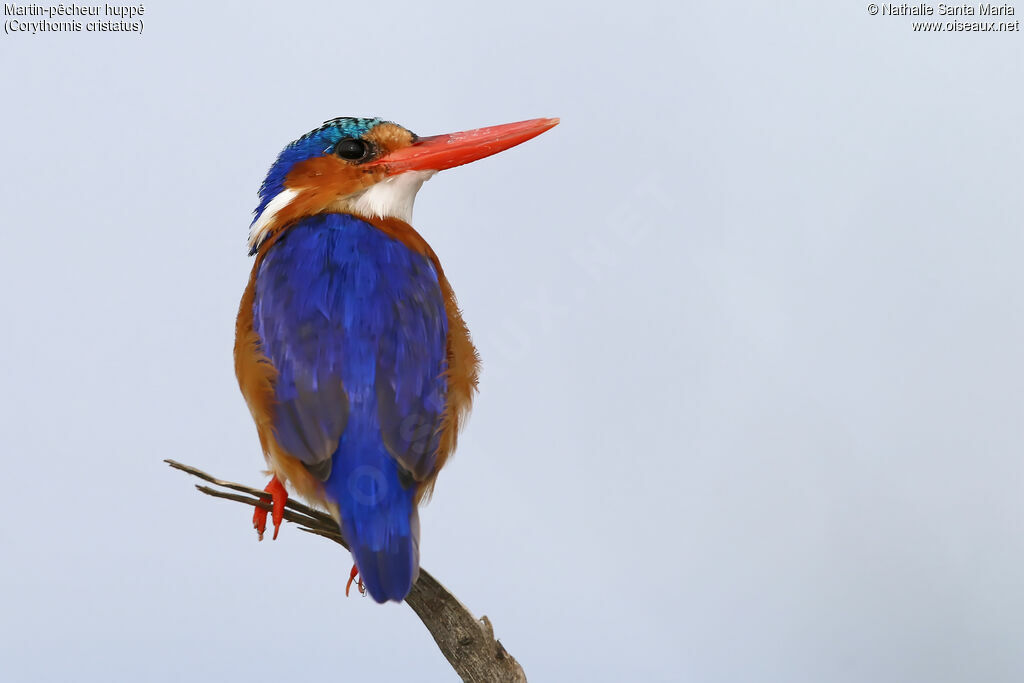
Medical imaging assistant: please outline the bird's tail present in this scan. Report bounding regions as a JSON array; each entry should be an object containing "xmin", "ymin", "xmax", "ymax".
[{"xmin": 326, "ymin": 450, "xmax": 420, "ymax": 603}]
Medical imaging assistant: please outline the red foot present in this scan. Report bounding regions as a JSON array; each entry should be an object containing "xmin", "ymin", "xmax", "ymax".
[
  {"xmin": 253, "ymin": 476, "xmax": 288, "ymax": 541},
  {"xmin": 346, "ymin": 564, "xmax": 365, "ymax": 597}
]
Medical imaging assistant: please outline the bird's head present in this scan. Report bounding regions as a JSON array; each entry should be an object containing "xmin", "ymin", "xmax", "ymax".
[{"xmin": 248, "ymin": 116, "xmax": 559, "ymax": 254}]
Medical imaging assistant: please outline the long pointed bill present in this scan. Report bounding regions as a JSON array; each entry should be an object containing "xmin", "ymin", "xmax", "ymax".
[{"xmin": 368, "ymin": 117, "xmax": 559, "ymax": 175}]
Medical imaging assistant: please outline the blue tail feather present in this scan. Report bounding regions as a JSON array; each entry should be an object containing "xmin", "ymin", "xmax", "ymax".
[{"xmin": 326, "ymin": 428, "xmax": 420, "ymax": 603}]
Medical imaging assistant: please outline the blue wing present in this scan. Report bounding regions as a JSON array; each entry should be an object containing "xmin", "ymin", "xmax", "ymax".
[
  {"xmin": 252, "ymin": 213, "xmax": 447, "ymax": 602},
  {"xmin": 253, "ymin": 212, "xmax": 448, "ymax": 483}
]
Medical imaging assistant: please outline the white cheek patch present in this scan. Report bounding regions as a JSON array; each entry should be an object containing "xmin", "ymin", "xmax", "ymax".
[
  {"xmin": 348, "ymin": 170, "xmax": 436, "ymax": 223},
  {"xmin": 248, "ymin": 188, "xmax": 300, "ymax": 252}
]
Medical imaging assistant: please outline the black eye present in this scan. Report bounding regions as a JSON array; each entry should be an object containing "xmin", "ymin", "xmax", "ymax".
[{"xmin": 334, "ymin": 138, "xmax": 370, "ymax": 161}]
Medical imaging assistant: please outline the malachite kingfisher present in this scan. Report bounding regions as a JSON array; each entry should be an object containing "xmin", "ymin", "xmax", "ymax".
[{"xmin": 234, "ymin": 116, "xmax": 559, "ymax": 603}]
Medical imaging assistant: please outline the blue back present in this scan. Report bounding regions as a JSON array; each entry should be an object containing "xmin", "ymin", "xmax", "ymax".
[{"xmin": 253, "ymin": 213, "xmax": 448, "ymax": 601}]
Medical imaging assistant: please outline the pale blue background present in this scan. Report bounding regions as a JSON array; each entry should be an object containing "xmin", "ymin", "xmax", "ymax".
[{"xmin": 2, "ymin": 1, "xmax": 1022, "ymax": 681}]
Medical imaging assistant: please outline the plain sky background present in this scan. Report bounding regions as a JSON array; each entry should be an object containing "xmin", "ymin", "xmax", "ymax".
[{"xmin": 2, "ymin": 1, "xmax": 1022, "ymax": 681}]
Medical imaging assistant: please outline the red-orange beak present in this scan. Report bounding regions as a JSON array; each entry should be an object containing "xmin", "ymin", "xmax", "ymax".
[{"xmin": 367, "ymin": 117, "xmax": 559, "ymax": 175}]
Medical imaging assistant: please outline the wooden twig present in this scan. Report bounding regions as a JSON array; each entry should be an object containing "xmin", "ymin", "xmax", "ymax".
[{"xmin": 166, "ymin": 459, "xmax": 526, "ymax": 682}]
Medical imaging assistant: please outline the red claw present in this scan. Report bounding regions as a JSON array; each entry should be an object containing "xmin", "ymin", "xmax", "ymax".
[
  {"xmin": 253, "ymin": 476, "xmax": 288, "ymax": 541},
  {"xmin": 346, "ymin": 564, "xmax": 365, "ymax": 597}
]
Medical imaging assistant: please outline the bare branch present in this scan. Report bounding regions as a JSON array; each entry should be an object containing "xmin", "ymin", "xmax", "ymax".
[
  {"xmin": 166, "ymin": 459, "xmax": 526, "ymax": 682},
  {"xmin": 166, "ymin": 459, "xmax": 337, "ymax": 526}
]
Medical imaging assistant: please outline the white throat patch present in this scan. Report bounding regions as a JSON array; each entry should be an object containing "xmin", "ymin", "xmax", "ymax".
[{"xmin": 347, "ymin": 170, "xmax": 436, "ymax": 223}]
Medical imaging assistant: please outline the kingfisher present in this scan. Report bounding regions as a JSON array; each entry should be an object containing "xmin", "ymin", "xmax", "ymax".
[{"xmin": 234, "ymin": 116, "xmax": 559, "ymax": 603}]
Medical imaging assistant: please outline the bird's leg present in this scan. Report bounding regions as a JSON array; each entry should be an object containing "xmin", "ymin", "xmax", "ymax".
[
  {"xmin": 346, "ymin": 564, "xmax": 365, "ymax": 597},
  {"xmin": 253, "ymin": 475, "xmax": 288, "ymax": 541}
]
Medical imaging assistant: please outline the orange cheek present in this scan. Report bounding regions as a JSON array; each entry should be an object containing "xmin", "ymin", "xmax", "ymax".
[
  {"xmin": 269, "ymin": 155, "xmax": 388, "ymax": 228},
  {"xmin": 284, "ymin": 155, "xmax": 384, "ymax": 193}
]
